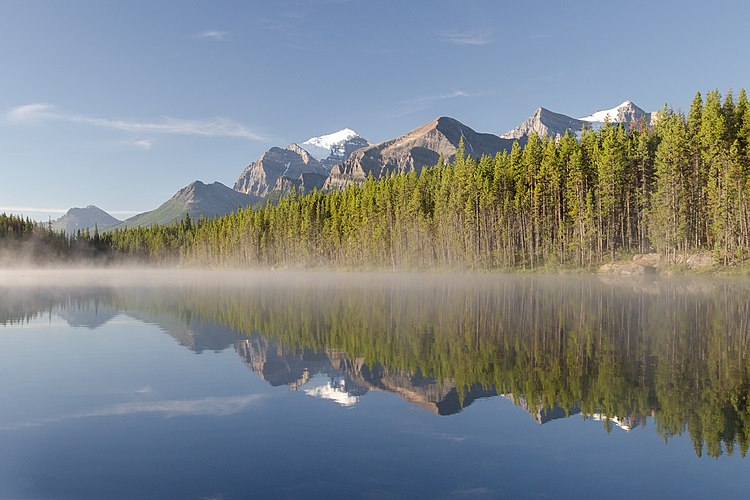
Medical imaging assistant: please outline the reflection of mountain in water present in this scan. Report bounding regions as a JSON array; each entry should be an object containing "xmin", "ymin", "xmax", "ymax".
[
  {"xmin": 3, "ymin": 274, "xmax": 750, "ymax": 458},
  {"xmin": 55, "ymin": 303, "xmax": 118, "ymax": 329},
  {"xmin": 590, "ymin": 413, "xmax": 645, "ymax": 432},
  {"xmin": 304, "ymin": 378, "xmax": 361, "ymax": 407},
  {"xmin": 511, "ymin": 396, "xmax": 581, "ymax": 424},
  {"xmin": 127, "ymin": 310, "xmax": 239, "ymax": 353},
  {"xmin": 0, "ymin": 287, "xmax": 116, "ymax": 327},
  {"xmin": 234, "ymin": 335, "xmax": 497, "ymax": 415}
]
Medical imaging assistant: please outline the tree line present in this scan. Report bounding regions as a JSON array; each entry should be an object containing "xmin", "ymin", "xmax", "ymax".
[
  {"xmin": 0, "ymin": 213, "xmax": 110, "ymax": 264},
  {"xmin": 4, "ymin": 88, "xmax": 750, "ymax": 270},
  {"xmin": 101, "ymin": 89, "xmax": 750, "ymax": 270}
]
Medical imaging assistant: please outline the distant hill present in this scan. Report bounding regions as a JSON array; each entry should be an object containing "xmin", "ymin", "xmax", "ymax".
[
  {"xmin": 325, "ymin": 116, "xmax": 514, "ymax": 190},
  {"xmin": 115, "ymin": 181, "xmax": 258, "ymax": 229},
  {"xmin": 51, "ymin": 205, "xmax": 121, "ymax": 235}
]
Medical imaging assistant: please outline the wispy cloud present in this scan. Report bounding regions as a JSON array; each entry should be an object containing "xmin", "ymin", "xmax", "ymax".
[
  {"xmin": 391, "ymin": 90, "xmax": 478, "ymax": 118},
  {"xmin": 415, "ymin": 90, "xmax": 476, "ymax": 102},
  {"xmin": 0, "ymin": 394, "xmax": 267, "ymax": 431},
  {"xmin": 439, "ymin": 31, "xmax": 494, "ymax": 46},
  {"xmin": 4, "ymin": 103, "xmax": 57, "ymax": 123},
  {"xmin": 0, "ymin": 205, "xmax": 68, "ymax": 215},
  {"xmin": 85, "ymin": 394, "xmax": 266, "ymax": 417},
  {"xmin": 0, "ymin": 206, "xmax": 141, "ymax": 217},
  {"xmin": 3, "ymin": 103, "xmax": 269, "ymax": 141},
  {"xmin": 447, "ymin": 487, "xmax": 495, "ymax": 498},
  {"xmin": 196, "ymin": 30, "xmax": 229, "ymax": 40},
  {"xmin": 125, "ymin": 139, "xmax": 154, "ymax": 150},
  {"xmin": 108, "ymin": 210, "xmax": 142, "ymax": 217}
]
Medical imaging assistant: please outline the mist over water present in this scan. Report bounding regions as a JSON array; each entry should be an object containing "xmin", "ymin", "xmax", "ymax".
[{"xmin": 2, "ymin": 270, "xmax": 750, "ymax": 498}]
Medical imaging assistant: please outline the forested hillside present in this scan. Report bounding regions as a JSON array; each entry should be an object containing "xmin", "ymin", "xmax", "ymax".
[
  {"xmin": 5, "ymin": 89, "xmax": 750, "ymax": 270},
  {"xmin": 0, "ymin": 213, "xmax": 109, "ymax": 264},
  {"xmin": 102, "ymin": 89, "xmax": 750, "ymax": 270}
]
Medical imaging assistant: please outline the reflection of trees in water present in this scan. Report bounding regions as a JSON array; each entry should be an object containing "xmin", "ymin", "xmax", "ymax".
[
  {"xmin": 3, "ymin": 276, "xmax": 750, "ymax": 458},
  {"xmin": 0, "ymin": 287, "xmax": 115, "ymax": 327}
]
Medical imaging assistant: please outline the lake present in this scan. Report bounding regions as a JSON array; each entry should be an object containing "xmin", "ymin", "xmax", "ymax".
[{"xmin": 1, "ymin": 270, "xmax": 749, "ymax": 499}]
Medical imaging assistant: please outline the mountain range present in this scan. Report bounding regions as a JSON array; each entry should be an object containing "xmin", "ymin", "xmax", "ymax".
[
  {"xmin": 500, "ymin": 100, "xmax": 653, "ymax": 143},
  {"xmin": 325, "ymin": 116, "xmax": 515, "ymax": 190},
  {"xmin": 55, "ymin": 100, "xmax": 655, "ymax": 230}
]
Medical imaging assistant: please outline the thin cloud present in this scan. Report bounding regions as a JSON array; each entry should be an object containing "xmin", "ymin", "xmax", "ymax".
[
  {"xmin": 108, "ymin": 210, "xmax": 141, "ymax": 217},
  {"xmin": 0, "ymin": 205, "xmax": 68, "ymax": 214},
  {"xmin": 4, "ymin": 103, "xmax": 58, "ymax": 123},
  {"xmin": 0, "ymin": 206, "xmax": 141, "ymax": 217},
  {"xmin": 439, "ymin": 31, "xmax": 494, "ymax": 46},
  {"xmin": 126, "ymin": 139, "xmax": 154, "ymax": 150},
  {"xmin": 196, "ymin": 30, "xmax": 229, "ymax": 40},
  {"xmin": 83, "ymin": 394, "xmax": 266, "ymax": 417},
  {"xmin": 3, "ymin": 103, "xmax": 269, "ymax": 141},
  {"xmin": 448, "ymin": 487, "xmax": 495, "ymax": 498},
  {"xmin": 362, "ymin": 47, "xmax": 399, "ymax": 55},
  {"xmin": 391, "ymin": 90, "xmax": 478, "ymax": 118},
  {"xmin": 0, "ymin": 393, "xmax": 267, "ymax": 430},
  {"xmin": 77, "ymin": 115, "xmax": 267, "ymax": 140},
  {"xmin": 415, "ymin": 90, "xmax": 476, "ymax": 102}
]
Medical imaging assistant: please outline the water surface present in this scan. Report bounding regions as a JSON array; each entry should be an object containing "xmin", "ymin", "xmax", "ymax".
[{"xmin": 1, "ymin": 271, "xmax": 749, "ymax": 498}]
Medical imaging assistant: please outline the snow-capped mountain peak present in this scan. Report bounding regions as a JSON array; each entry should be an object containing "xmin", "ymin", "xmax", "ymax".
[
  {"xmin": 301, "ymin": 128, "xmax": 369, "ymax": 171},
  {"xmin": 580, "ymin": 100, "xmax": 639, "ymax": 123},
  {"xmin": 303, "ymin": 128, "xmax": 360, "ymax": 151}
]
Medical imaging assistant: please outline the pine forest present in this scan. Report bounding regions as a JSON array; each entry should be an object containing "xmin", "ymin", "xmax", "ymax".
[{"xmin": 4, "ymin": 89, "xmax": 750, "ymax": 271}]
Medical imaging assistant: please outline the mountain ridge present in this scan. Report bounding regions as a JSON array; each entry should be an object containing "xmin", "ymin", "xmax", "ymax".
[
  {"xmin": 51, "ymin": 205, "xmax": 121, "ymax": 234},
  {"xmin": 502, "ymin": 100, "xmax": 656, "ymax": 142},
  {"xmin": 325, "ymin": 116, "xmax": 515, "ymax": 190},
  {"xmin": 115, "ymin": 180, "xmax": 258, "ymax": 229},
  {"xmin": 94, "ymin": 103, "xmax": 659, "ymax": 230},
  {"xmin": 234, "ymin": 144, "xmax": 327, "ymax": 198},
  {"xmin": 500, "ymin": 107, "xmax": 587, "ymax": 141}
]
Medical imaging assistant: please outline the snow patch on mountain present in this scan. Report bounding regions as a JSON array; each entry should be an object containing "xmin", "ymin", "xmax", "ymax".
[
  {"xmin": 580, "ymin": 101, "xmax": 634, "ymax": 123},
  {"xmin": 302, "ymin": 128, "xmax": 359, "ymax": 160}
]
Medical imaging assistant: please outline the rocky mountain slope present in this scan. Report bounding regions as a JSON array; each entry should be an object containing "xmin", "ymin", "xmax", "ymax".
[
  {"xmin": 117, "ymin": 180, "xmax": 257, "ymax": 229},
  {"xmin": 234, "ymin": 143, "xmax": 327, "ymax": 198},
  {"xmin": 325, "ymin": 116, "xmax": 515, "ymax": 190},
  {"xmin": 500, "ymin": 107, "xmax": 587, "ymax": 142},
  {"xmin": 51, "ymin": 205, "xmax": 121, "ymax": 234}
]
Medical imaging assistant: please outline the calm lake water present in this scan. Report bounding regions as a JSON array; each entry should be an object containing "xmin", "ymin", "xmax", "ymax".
[{"xmin": 1, "ymin": 271, "xmax": 749, "ymax": 499}]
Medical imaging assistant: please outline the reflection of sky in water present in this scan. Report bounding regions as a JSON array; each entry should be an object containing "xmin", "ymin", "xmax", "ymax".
[{"xmin": 1, "ymin": 286, "xmax": 749, "ymax": 499}]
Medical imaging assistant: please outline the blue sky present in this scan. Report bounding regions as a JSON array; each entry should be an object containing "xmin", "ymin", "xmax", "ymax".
[{"xmin": 1, "ymin": 0, "xmax": 748, "ymax": 221}]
